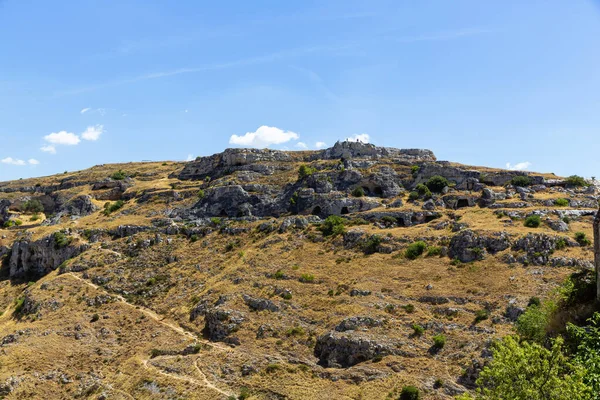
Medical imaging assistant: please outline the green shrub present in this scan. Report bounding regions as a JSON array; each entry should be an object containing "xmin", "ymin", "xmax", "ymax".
[
  {"xmin": 399, "ymin": 385, "xmax": 421, "ymax": 400},
  {"xmin": 415, "ymin": 184, "xmax": 432, "ymax": 198},
  {"xmin": 319, "ymin": 215, "xmax": 346, "ymax": 237},
  {"xmin": 524, "ymin": 215, "xmax": 541, "ymax": 228},
  {"xmin": 567, "ymin": 312, "xmax": 600, "ymax": 395},
  {"xmin": 53, "ymin": 231, "xmax": 71, "ymax": 248},
  {"xmin": 476, "ymin": 336, "xmax": 589, "ymax": 399},
  {"xmin": 351, "ymin": 187, "xmax": 365, "ymax": 197},
  {"xmin": 364, "ymin": 235, "xmax": 382, "ymax": 254},
  {"xmin": 554, "ymin": 198, "xmax": 569, "ymax": 207},
  {"xmin": 411, "ymin": 165, "xmax": 420, "ymax": 176},
  {"xmin": 405, "ymin": 241, "xmax": 427, "ymax": 260},
  {"xmin": 575, "ymin": 232, "xmax": 591, "ymax": 246},
  {"xmin": 190, "ymin": 234, "xmax": 199, "ymax": 242},
  {"xmin": 528, "ymin": 297, "xmax": 541, "ymax": 307},
  {"xmin": 210, "ymin": 217, "xmax": 222, "ymax": 225},
  {"xmin": 556, "ymin": 238, "xmax": 567, "ymax": 250},
  {"xmin": 432, "ymin": 334, "xmax": 446, "ymax": 349},
  {"xmin": 273, "ymin": 269, "xmax": 285, "ymax": 280},
  {"xmin": 412, "ymin": 324, "xmax": 425, "ymax": 336},
  {"xmin": 299, "ymin": 274, "xmax": 315, "ymax": 283},
  {"xmin": 474, "ymin": 309, "xmax": 490, "ymax": 324},
  {"xmin": 110, "ymin": 169, "xmax": 127, "ymax": 180},
  {"xmin": 516, "ymin": 304, "xmax": 550, "ymax": 343},
  {"xmin": 425, "ymin": 175, "xmax": 450, "ymax": 193},
  {"xmin": 14, "ymin": 219, "xmax": 22, "ymax": 226},
  {"xmin": 565, "ymin": 175, "xmax": 587, "ymax": 187},
  {"xmin": 13, "ymin": 297, "xmax": 25, "ymax": 314},
  {"xmin": 91, "ymin": 313, "xmax": 100, "ymax": 322},
  {"xmin": 426, "ymin": 246, "xmax": 442, "ymax": 257},
  {"xmin": 30, "ymin": 213, "xmax": 41, "ymax": 222},
  {"xmin": 408, "ymin": 191, "xmax": 419, "ymax": 201},
  {"xmin": 265, "ymin": 364, "xmax": 280, "ymax": 373},
  {"xmin": 103, "ymin": 200, "xmax": 125, "ymax": 215},
  {"xmin": 197, "ymin": 189, "xmax": 205, "ymax": 199},
  {"xmin": 298, "ymin": 165, "xmax": 316, "ymax": 179},
  {"xmin": 23, "ymin": 199, "xmax": 44, "ymax": 213},
  {"xmin": 402, "ymin": 304, "xmax": 415, "ymax": 313},
  {"xmin": 511, "ymin": 175, "xmax": 532, "ymax": 187}
]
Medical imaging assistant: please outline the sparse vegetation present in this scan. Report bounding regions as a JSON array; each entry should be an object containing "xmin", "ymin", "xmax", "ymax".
[
  {"xmin": 511, "ymin": 175, "xmax": 532, "ymax": 187},
  {"xmin": 405, "ymin": 241, "xmax": 427, "ymax": 260},
  {"xmin": 565, "ymin": 175, "xmax": 587, "ymax": 187},
  {"xmin": 524, "ymin": 215, "xmax": 541, "ymax": 228},
  {"xmin": 110, "ymin": 169, "xmax": 127, "ymax": 180},
  {"xmin": 298, "ymin": 164, "xmax": 317, "ymax": 179},
  {"xmin": 554, "ymin": 198, "xmax": 569, "ymax": 207},
  {"xmin": 318, "ymin": 215, "xmax": 346, "ymax": 236},
  {"xmin": 351, "ymin": 187, "xmax": 365, "ymax": 197},
  {"xmin": 425, "ymin": 175, "xmax": 449, "ymax": 193},
  {"xmin": 399, "ymin": 385, "xmax": 421, "ymax": 400},
  {"xmin": 575, "ymin": 232, "xmax": 591, "ymax": 246},
  {"xmin": 432, "ymin": 334, "xmax": 446, "ymax": 349}
]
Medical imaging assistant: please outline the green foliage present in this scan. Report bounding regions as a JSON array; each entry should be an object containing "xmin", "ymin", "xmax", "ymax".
[
  {"xmin": 91, "ymin": 313, "xmax": 100, "ymax": 322},
  {"xmin": 103, "ymin": 200, "xmax": 125, "ymax": 215},
  {"xmin": 265, "ymin": 363, "xmax": 280, "ymax": 373},
  {"xmin": 475, "ymin": 336, "xmax": 590, "ymax": 400},
  {"xmin": 197, "ymin": 189, "xmax": 205, "ymax": 199},
  {"xmin": 575, "ymin": 232, "xmax": 591, "ymax": 246},
  {"xmin": 411, "ymin": 324, "xmax": 425, "ymax": 337},
  {"xmin": 298, "ymin": 164, "xmax": 317, "ymax": 179},
  {"xmin": 511, "ymin": 175, "xmax": 532, "ymax": 187},
  {"xmin": 23, "ymin": 199, "xmax": 44, "ymax": 213},
  {"xmin": 318, "ymin": 215, "xmax": 346, "ymax": 237},
  {"xmin": 556, "ymin": 238, "xmax": 567, "ymax": 250},
  {"xmin": 554, "ymin": 198, "xmax": 569, "ymax": 207},
  {"xmin": 364, "ymin": 235, "xmax": 382, "ymax": 254},
  {"xmin": 432, "ymin": 334, "xmax": 446, "ymax": 349},
  {"xmin": 399, "ymin": 385, "xmax": 421, "ymax": 400},
  {"xmin": 411, "ymin": 165, "xmax": 420, "ymax": 176},
  {"xmin": 415, "ymin": 184, "xmax": 432, "ymax": 199},
  {"xmin": 426, "ymin": 246, "xmax": 442, "ymax": 257},
  {"xmin": 30, "ymin": 213, "xmax": 41, "ymax": 222},
  {"xmin": 210, "ymin": 217, "xmax": 222, "ymax": 226},
  {"xmin": 565, "ymin": 175, "xmax": 587, "ymax": 187},
  {"xmin": 351, "ymin": 187, "xmax": 365, "ymax": 197},
  {"xmin": 524, "ymin": 215, "xmax": 541, "ymax": 228},
  {"xmin": 110, "ymin": 169, "xmax": 127, "ymax": 180},
  {"xmin": 13, "ymin": 297, "xmax": 25, "ymax": 314},
  {"xmin": 402, "ymin": 304, "xmax": 415, "ymax": 313},
  {"xmin": 285, "ymin": 326, "xmax": 305, "ymax": 337},
  {"xmin": 273, "ymin": 269, "xmax": 285, "ymax": 280},
  {"xmin": 425, "ymin": 175, "xmax": 450, "ymax": 193},
  {"xmin": 53, "ymin": 231, "xmax": 71, "ymax": 249},
  {"xmin": 567, "ymin": 313, "xmax": 600, "ymax": 397},
  {"xmin": 408, "ymin": 191, "xmax": 419, "ymax": 201},
  {"xmin": 190, "ymin": 234, "xmax": 199, "ymax": 242},
  {"xmin": 474, "ymin": 309, "xmax": 490, "ymax": 324},
  {"xmin": 516, "ymin": 304, "xmax": 551, "ymax": 344},
  {"xmin": 299, "ymin": 274, "xmax": 315, "ymax": 283},
  {"xmin": 14, "ymin": 219, "xmax": 22, "ymax": 226},
  {"xmin": 405, "ymin": 241, "xmax": 427, "ymax": 260}
]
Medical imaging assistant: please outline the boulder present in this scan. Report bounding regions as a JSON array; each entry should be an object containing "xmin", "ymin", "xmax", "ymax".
[
  {"xmin": 449, "ymin": 230, "xmax": 510, "ymax": 262},
  {"xmin": 314, "ymin": 331, "xmax": 402, "ymax": 368},
  {"xmin": 335, "ymin": 317, "xmax": 382, "ymax": 332}
]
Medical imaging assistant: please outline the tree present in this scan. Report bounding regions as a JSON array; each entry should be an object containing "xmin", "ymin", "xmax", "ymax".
[
  {"xmin": 568, "ymin": 313, "xmax": 600, "ymax": 398},
  {"xmin": 475, "ymin": 336, "xmax": 590, "ymax": 400}
]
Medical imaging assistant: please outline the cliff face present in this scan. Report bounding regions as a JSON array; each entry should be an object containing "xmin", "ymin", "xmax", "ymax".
[{"xmin": 8, "ymin": 234, "xmax": 89, "ymax": 280}]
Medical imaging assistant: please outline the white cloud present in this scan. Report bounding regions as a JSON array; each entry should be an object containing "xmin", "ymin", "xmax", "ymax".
[
  {"xmin": 186, "ymin": 154, "xmax": 194, "ymax": 161},
  {"xmin": 315, "ymin": 141, "xmax": 327, "ymax": 149},
  {"xmin": 80, "ymin": 107, "xmax": 91, "ymax": 114},
  {"xmin": 28, "ymin": 159, "xmax": 39, "ymax": 165},
  {"xmin": 229, "ymin": 125, "xmax": 299, "ymax": 148},
  {"xmin": 44, "ymin": 131, "xmax": 80, "ymax": 145},
  {"xmin": 506, "ymin": 161, "xmax": 531, "ymax": 171},
  {"xmin": 1, "ymin": 157, "xmax": 26, "ymax": 166},
  {"xmin": 346, "ymin": 133, "xmax": 370, "ymax": 143},
  {"xmin": 41, "ymin": 145, "xmax": 56, "ymax": 154},
  {"xmin": 295, "ymin": 142, "xmax": 307, "ymax": 149},
  {"xmin": 81, "ymin": 125, "xmax": 103, "ymax": 141}
]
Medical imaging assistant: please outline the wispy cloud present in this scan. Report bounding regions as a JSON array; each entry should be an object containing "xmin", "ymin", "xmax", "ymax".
[
  {"xmin": 80, "ymin": 107, "xmax": 91, "ymax": 114},
  {"xmin": 295, "ymin": 142, "xmax": 308, "ymax": 149},
  {"xmin": 55, "ymin": 44, "xmax": 352, "ymax": 96},
  {"xmin": 506, "ymin": 161, "xmax": 531, "ymax": 171},
  {"xmin": 346, "ymin": 133, "xmax": 370, "ymax": 143},
  {"xmin": 1, "ymin": 157, "xmax": 26, "ymax": 166},
  {"xmin": 40, "ymin": 145, "xmax": 56, "ymax": 154},
  {"xmin": 393, "ymin": 28, "xmax": 491, "ymax": 43},
  {"xmin": 28, "ymin": 159, "xmax": 39, "ymax": 165},
  {"xmin": 315, "ymin": 141, "xmax": 328, "ymax": 149}
]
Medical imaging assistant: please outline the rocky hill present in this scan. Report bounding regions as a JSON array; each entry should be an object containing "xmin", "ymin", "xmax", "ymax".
[{"xmin": 0, "ymin": 141, "xmax": 597, "ymax": 399}]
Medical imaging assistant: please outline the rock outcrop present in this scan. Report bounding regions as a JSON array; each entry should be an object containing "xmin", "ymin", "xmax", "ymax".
[
  {"xmin": 314, "ymin": 331, "xmax": 402, "ymax": 368},
  {"xmin": 595, "ymin": 205, "xmax": 600, "ymax": 300}
]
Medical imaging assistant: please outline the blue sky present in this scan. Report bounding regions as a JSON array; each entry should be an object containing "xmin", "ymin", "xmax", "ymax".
[{"xmin": 1, "ymin": 0, "xmax": 599, "ymax": 181}]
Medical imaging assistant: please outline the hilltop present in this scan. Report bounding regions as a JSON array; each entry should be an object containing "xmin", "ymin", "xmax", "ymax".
[{"xmin": 0, "ymin": 141, "xmax": 597, "ymax": 399}]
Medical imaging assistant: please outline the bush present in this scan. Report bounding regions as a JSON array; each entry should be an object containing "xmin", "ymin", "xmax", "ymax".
[
  {"xmin": 575, "ymin": 232, "xmax": 591, "ymax": 246},
  {"xmin": 524, "ymin": 215, "xmax": 541, "ymax": 228},
  {"xmin": 408, "ymin": 191, "xmax": 419, "ymax": 201},
  {"xmin": 415, "ymin": 184, "xmax": 432, "ymax": 198},
  {"xmin": 411, "ymin": 165, "xmax": 420, "ymax": 176},
  {"xmin": 474, "ymin": 309, "xmax": 490, "ymax": 324},
  {"xmin": 53, "ymin": 231, "xmax": 71, "ymax": 248},
  {"xmin": 364, "ymin": 235, "xmax": 382, "ymax": 254},
  {"xmin": 14, "ymin": 219, "xmax": 22, "ymax": 226},
  {"xmin": 190, "ymin": 234, "xmax": 199, "ymax": 242},
  {"xmin": 567, "ymin": 312, "xmax": 600, "ymax": 395},
  {"xmin": 565, "ymin": 175, "xmax": 587, "ymax": 187},
  {"xmin": 23, "ymin": 199, "xmax": 44, "ymax": 213},
  {"xmin": 511, "ymin": 175, "xmax": 532, "ymax": 187},
  {"xmin": 516, "ymin": 305, "xmax": 549, "ymax": 343},
  {"xmin": 399, "ymin": 385, "xmax": 421, "ymax": 400},
  {"xmin": 426, "ymin": 246, "xmax": 442, "ymax": 257},
  {"xmin": 402, "ymin": 304, "xmax": 415, "ymax": 313},
  {"xmin": 210, "ymin": 217, "xmax": 222, "ymax": 226},
  {"xmin": 555, "ymin": 198, "xmax": 569, "ymax": 207},
  {"xmin": 197, "ymin": 189, "xmax": 205, "ymax": 199},
  {"xmin": 103, "ymin": 200, "xmax": 125, "ymax": 215},
  {"xmin": 351, "ymin": 187, "xmax": 365, "ymax": 197},
  {"xmin": 476, "ymin": 336, "xmax": 589, "ymax": 399},
  {"xmin": 91, "ymin": 313, "xmax": 100, "ymax": 322},
  {"xmin": 405, "ymin": 241, "xmax": 427, "ymax": 260},
  {"xmin": 110, "ymin": 169, "xmax": 127, "ymax": 180},
  {"xmin": 319, "ymin": 215, "xmax": 346, "ymax": 237},
  {"xmin": 299, "ymin": 274, "xmax": 315, "ymax": 283},
  {"xmin": 298, "ymin": 165, "xmax": 316, "ymax": 179},
  {"xmin": 432, "ymin": 334, "xmax": 446, "ymax": 349},
  {"xmin": 412, "ymin": 324, "xmax": 425, "ymax": 336},
  {"xmin": 425, "ymin": 175, "xmax": 449, "ymax": 193}
]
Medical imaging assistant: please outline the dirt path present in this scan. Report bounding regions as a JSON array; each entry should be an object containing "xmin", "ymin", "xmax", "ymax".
[{"xmin": 65, "ymin": 272, "xmax": 234, "ymax": 398}]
